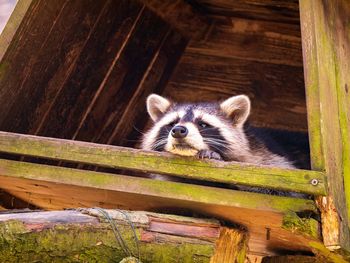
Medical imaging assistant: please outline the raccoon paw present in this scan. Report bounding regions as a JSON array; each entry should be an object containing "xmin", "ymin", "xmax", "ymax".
[{"xmin": 197, "ymin": 150, "xmax": 223, "ymax": 160}]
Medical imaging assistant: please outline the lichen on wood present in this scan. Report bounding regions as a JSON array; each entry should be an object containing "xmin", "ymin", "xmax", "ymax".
[
  {"xmin": 1, "ymin": 209, "xmax": 241, "ymax": 263},
  {"xmin": 0, "ymin": 131, "xmax": 326, "ymax": 195},
  {"xmin": 300, "ymin": 0, "xmax": 350, "ymax": 252},
  {"xmin": 282, "ymin": 212, "xmax": 320, "ymax": 240}
]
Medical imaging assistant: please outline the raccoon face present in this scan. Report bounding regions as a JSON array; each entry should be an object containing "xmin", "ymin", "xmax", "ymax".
[{"xmin": 141, "ymin": 94, "xmax": 251, "ymax": 160}]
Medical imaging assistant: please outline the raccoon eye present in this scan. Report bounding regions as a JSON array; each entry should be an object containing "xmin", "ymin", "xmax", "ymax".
[{"xmin": 198, "ymin": 121, "xmax": 210, "ymax": 129}]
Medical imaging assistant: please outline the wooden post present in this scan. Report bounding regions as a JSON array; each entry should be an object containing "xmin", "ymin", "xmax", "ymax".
[
  {"xmin": 0, "ymin": 209, "xmax": 247, "ymax": 263},
  {"xmin": 300, "ymin": 0, "xmax": 350, "ymax": 252}
]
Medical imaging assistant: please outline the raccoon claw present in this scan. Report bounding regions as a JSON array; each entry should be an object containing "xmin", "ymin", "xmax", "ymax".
[{"xmin": 197, "ymin": 150, "xmax": 223, "ymax": 161}]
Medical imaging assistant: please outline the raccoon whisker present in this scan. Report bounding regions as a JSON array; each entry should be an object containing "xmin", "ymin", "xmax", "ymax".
[
  {"xmin": 152, "ymin": 139, "xmax": 168, "ymax": 148},
  {"xmin": 207, "ymin": 144, "xmax": 226, "ymax": 155},
  {"xmin": 203, "ymin": 137, "xmax": 231, "ymax": 145},
  {"xmin": 152, "ymin": 138, "xmax": 167, "ymax": 146},
  {"xmin": 206, "ymin": 140, "xmax": 231, "ymax": 149},
  {"xmin": 203, "ymin": 139, "xmax": 232, "ymax": 152}
]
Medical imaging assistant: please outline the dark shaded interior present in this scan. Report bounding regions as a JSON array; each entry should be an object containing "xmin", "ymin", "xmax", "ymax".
[{"xmin": 0, "ymin": 0, "xmax": 309, "ymax": 206}]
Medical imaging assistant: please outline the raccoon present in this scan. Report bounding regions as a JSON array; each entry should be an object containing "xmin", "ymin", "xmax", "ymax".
[
  {"xmin": 141, "ymin": 94, "xmax": 310, "ymax": 198},
  {"xmin": 141, "ymin": 94, "xmax": 295, "ymax": 169}
]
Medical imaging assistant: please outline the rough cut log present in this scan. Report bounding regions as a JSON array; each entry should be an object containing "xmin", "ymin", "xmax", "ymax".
[
  {"xmin": 139, "ymin": 0, "xmax": 212, "ymax": 41},
  {"xmin": 0, "ymin": 209, "xmax": 247, "ymax": 263}
]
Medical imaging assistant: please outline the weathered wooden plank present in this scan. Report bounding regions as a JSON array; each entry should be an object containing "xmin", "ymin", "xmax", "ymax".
[
  {"xmin": 0, "ymin": 0, "xmax": 65, "ymax": 127},
  {"xmin": 32, "ymin": 0, "xmax": 144, "ymax": 139},
  {"xmin": 67, "ymin": 9, "xmax": 169, "ymax": 145},
  {"xmin": 0, "ymin": 159, "xmax": 317, "ymax": 214},
  {"xmin": 139, "ymin": 0, "xmax": 212, "ymax": 40},
  {"xmin": 0, "ymin": 0, "xmax": 107, "ymax": 134},
  {"xmin": 0, "ymin": 209, "xmax": 240, "ymax": 262},
  {"xmin": 107, "ymin": 30, "xmax": 188, "ymax": 147},
  {"xmin": 300, "ymin": 0, "xmax": 350, "ymax": 252},
  {"xmin": 193, "ymin": 0, "xmax": 300, "ymax": 24},
  {"xmin": 0, "ymin": 159, "xmax": 320, "ymax": 256},
  {"xmin": 36, "ymin": 1, "xmax": 158, "ymax": 141},
  {"xmin": 188, "ymin": 17, "xmax": 303, "ymax": 67},
  {"xmin": 0, "ymin": 0, "xmax": 34, "ymax": 60},
  {"xmin": 299, "ymin": 0, "xmax": 324, "ymax": 171},
  {"xmin": 165, "ymin": 52, "xmax": 307, "ymax": 132},
  {"xmin": 0, "ymin": 132, "xmax": 326, "ymax": 195}
]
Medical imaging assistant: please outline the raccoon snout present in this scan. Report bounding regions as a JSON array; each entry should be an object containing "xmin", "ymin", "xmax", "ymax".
[{"xmin": 171, "ymin": 125, "xmax": 188, "ymax": 139}]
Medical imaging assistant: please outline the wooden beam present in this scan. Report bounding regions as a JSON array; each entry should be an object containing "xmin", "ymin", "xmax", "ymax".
[
  {"xmin": 0, "ymin": 158, "xmax": 320, "ymax": 256},
  {"xmin": 192, "ymin": 0, "xmax": 300, "ymax": 24},
  {"xmin": 300, "ymin": 0, "xmax": 350, "ymax": 252},
  {"xmin": 0, "ymin": 0, "xmax": 34, "ymax": 60},
  {"xmin": 139, "ymin": 0, "xmax": 212, "ymax": 41},
  {"xmin": 0, "ymin": 209, "xmax": 247, "ymax": 262},
  {"xmin": 0, "ymin": 158, "xmax": 317, "ymax": 214},
  {"xmin": 0, "ymin": 131, "xmax": 326, "ymax": 195},
  {"xmin": 164, "ymin": 52, "xmax": 307, "ymax": 132}
]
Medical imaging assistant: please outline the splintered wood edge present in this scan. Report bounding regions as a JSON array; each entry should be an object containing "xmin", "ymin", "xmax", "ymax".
[{"xmin": 0, "ymin": 131, "xmax": 326, "ymax": 195}]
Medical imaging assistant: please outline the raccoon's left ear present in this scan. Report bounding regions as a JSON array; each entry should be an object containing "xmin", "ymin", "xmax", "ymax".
[
  {"xmin": 220, "ymin": 95, "xmax": 251, "ymax": 127},
  {"xmin": 146, "ymin": 94, "xmax": 172, "ymax": 121}
]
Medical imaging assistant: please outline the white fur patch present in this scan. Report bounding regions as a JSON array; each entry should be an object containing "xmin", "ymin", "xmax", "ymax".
[
  {"xmin": 141, "ymin": 112, "xmax": 178, "ymax": 150},
  {"xmin": 220, "ymin": 95, "xmax": 251, "ymax": 127},
  {"xmin": 165, "ymin": 122, "xmax": 207, "ymax": 156},
  {"xmin": 146, "ymin": 94, "xmax": 171, "ymax": 121}
]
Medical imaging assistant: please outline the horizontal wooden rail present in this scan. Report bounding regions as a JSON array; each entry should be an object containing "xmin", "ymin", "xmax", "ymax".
[
  {"xmin": 0, "ymin": 158, "xmax": 317, "ymax": 213},
  {"xmin": 0, "ymin": 158, "xmax": 321, "ymax": 256},
  {"xmin": 0, "ymin": 131, "xmax": 326, "ymax": 195}
]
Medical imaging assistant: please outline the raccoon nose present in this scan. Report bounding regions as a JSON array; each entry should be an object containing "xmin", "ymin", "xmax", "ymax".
[{"xmin": 171, "ymin": 125, "xmax": 188, "ymax": 138}]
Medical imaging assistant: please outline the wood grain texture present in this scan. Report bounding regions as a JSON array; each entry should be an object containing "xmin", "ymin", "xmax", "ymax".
[
  {"xmin": 164, "ymin": 51, "xmax": 307, "ymax": 132},
  {"xmin": 188, "ymin": 16, "xmax": 303, "ymax": 67},
  {"xmin": 0, "ymin": 0, "xmax": 107, "ymax": 134},
  {"xmin": 34, "ymin": 0, "xmax": 146, "ymax": 140},
  {"xmin": 140, "ymin": 0, "xmax": 212, "ymax": 40},
  {"xmin": 0, "ymin": 0, "xmax": 65, "ymax": 128},
  {"xmin": 0, "ymin": 209, "xmax": 226, "ymax": 262},
  {"xmin": 0, "ymin": 0, "xmax": 34, "ymax": 60},
  {"xmin": 300, "ymin": 0, "xmax": 350, "ymax": 252},
  {"xmin": 0, "ymin": 131, "xmax": 326, "ymax": 195},
  {"xmin": 0, "ymin": 160, "xmax": 319, "ymax": 256},
  {"xmin": 191, "ymin": 0, "xmax": 300, "ymax": 24},
  {"xmin": 71, "ymin": 8, "xmax": 169, "ymax": 145},
  {"xmin": 108, "ymin": 30, "xmax": 188, "ymax": 147}
]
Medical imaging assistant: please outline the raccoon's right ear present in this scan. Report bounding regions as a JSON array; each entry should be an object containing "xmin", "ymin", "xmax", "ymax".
[
  {"xmin": 146, "ymin": 94, "xmax": 172, "ymax": 121},
  {"xmin": 220, "ymin": 95, "xmax": 251, "ymax": 127}
]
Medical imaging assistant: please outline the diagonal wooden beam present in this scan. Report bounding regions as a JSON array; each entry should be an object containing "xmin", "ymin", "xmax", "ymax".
[{"xmin": 139, "ymin": 0, "xmax": 212, "ymax": 41}]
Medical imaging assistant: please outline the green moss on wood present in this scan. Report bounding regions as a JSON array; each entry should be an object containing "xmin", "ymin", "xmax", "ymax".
[
  {"xmin": 0, "ymin": 131, "xmax": 326, "ymax": 195},
  {"xmin": 282, "ymin": 212, "xmax": 320, "ymax": 240},
  {"xmin": 309, "ymin": 241, "xmax": 350, "ymax": 263},
  {"xmin": 0, "ymin": 159, "xmax": 318, "ymax": 214},
  {"xmin": 0, "ymin": 220, "xmax": 214, "ymax": 263}
]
